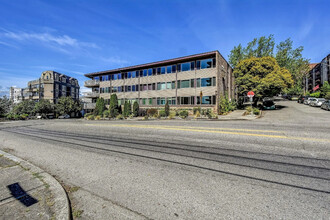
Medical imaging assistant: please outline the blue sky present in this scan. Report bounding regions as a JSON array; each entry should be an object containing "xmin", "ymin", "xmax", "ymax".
[{"xmin": 0, "ymin": 0, "xmax": 329, "ymax": 96}]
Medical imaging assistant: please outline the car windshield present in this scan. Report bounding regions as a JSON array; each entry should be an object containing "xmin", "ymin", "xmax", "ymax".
[
  {"xmin": 263, "ymin": 101, "xmax": 274, "ymax": 107},
  {"xmin": 318, "ymin": 98, "xmax": 325, "ymax": 101}
]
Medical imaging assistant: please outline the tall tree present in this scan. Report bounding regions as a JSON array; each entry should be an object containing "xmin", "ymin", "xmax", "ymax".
[
  {"xmin": 13, "ymin": 100, "xmax": 35, "ymax": 115},
  {"xmin": 109, "ymin": 94, "xmax": 119, "ymax": 118},
  {"xmin": 234, "ymin": 57, "xmax": 293, "ymax": 98},
  {"xmin": 229, "ymin": 35, "xmax": 275, "ymax": 68},
  {"xmin": 0, "ymin": 96, "xmax": 12, "ymax": 116},
  {"xmin": 94, "ymin": 97, "xmax": 105, "ymax": 116},
  {"xmin": 34, "ymin": 99, "xmax": 54, "ymax": 115},
  {"xmin": 164, "ymin": 100, "xmax": 170, "ymax": 117},
  {"xmin": 275, "ymin": 38, "xmax": 309, "ymax": 90},
  {"xmin": 132, "ymin": 101, "xmax": 139, "ymax": 117},
  {"xmin": 55, "ymin": 97, "xmax": 80, "ymax": 116}
]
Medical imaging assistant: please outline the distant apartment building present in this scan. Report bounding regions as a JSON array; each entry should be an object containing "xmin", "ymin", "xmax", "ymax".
[
  {"xmin": 19, "ymin": 71, "xmax": 80, "ymax": 103},
  {"xmin": 9, "ymin": 87, "xmax": 23, "ymax": 104},
  {"xmin": 84, "ymin": 51, "xmax": 234, "ymax": 112},
  {"xmin": 304, "ymin": 54, "xmax": 330, "ymax": 93}
]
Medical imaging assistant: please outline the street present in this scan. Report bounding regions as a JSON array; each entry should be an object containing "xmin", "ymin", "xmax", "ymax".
[{"xmin": 0, "ymin": 101, "xmax": 329, "ymax": 219}]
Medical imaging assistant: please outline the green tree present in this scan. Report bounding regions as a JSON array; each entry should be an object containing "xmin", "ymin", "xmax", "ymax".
[
  {"xmin": 275, "ymin": 38, "xmax": 309, "ymax": 90},
  {"xmin": 55, "ymin": 97, "xmax": 80, "ymax": 116},
  {"xmin": 94, "ymin": 97, "xmax": 106, "ymax": 116},
  {"xmin": 234, "ymin": 57, "xmax": 293, "ymax": 99},
  {"xmin": 13, "ymin": 100, "xmax": 35, "ymax": 115},
  {"xmin": 34, "ymin": 99, "xmax": 53, "ymax": 115},
  {"xmin": 229, "ymin": 35, "xmax": 275, "ymax": 68},
  {"xmin": 132, "ymin": 101, "xmax": 139, "ymax": 117},
  {"xmin": 0, "ymin": 96, "xmax": 12, "ymax": 116},
  {"xmin": 109, "ymin": 94, "xmax": 119, "ymax": 118},
  {"xmin": 320, "ymin": 81, "xmax": 330, "ymax": 97},
  {"xmin": 123, "ymin": 101, "xmax": 132, "ymax": 117},
  {"xmin": 164, "ymin": 100, "xmax": 170, "ymax": 117}
]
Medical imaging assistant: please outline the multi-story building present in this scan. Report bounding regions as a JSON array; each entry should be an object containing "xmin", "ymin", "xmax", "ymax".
[
  {"xmin": 9, "ymin": 87, "xmax": 23, "ymax": 104},
  {"xmin": 18, "ymin": 70, "xmax": 80, "ymax": 103},
  {"xmin": 304, "ymin": 54, "xmax": 330, "ymax": 92},
  {"xmin": 84, "ymin": 51, "xmax": 234, "ymax": 113}
]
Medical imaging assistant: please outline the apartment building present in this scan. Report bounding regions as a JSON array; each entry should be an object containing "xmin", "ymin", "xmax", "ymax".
[
  {"xmin": 9, "ymin": 87, "xmax": 23, "ymax": 104},
  {"xmin": 304, "ymin": 54, "xmax": 330, "ymax": 92},
  {"xmin": 19, "ymin": 70, "xmax": 80, "ymax": 103},
  {"xmin": 84, "ymin": 51, "xmax": 234, "ymax": 112}
]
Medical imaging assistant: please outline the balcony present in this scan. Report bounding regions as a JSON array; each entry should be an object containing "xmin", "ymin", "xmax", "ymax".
[
  {"xmin": 84, "ymin": 79, "xmax": 100, "ymax": 87},
  {"xmin": 84, "ymin": 103, "xmax": 96, "ymax": 109},
  {"xmin": 84, "ymin": 92, "xmax": 100, "ymax": 98}
]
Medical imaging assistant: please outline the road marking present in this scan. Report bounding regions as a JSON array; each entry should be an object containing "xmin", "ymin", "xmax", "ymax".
[{"xmin": 85, "ymin": 124, "xmax": 330, "ymax": 143}]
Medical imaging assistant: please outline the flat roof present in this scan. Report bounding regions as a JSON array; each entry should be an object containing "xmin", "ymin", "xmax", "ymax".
[{"xmin": 84, "ymin": 50, "xmax": 220, "ymax": 78}]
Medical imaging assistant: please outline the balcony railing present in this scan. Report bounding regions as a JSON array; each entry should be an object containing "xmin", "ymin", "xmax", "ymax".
[
  {"xmin": 84, "ymin": 92, "xmax": 100, "ymax": 98},
  {"xmin": 83, "ymin": 103, "xmax": 96, "ymax": 109},
  {"xmin": 84, "ymin": 80, "xmax": 100, "ymax": 87}
]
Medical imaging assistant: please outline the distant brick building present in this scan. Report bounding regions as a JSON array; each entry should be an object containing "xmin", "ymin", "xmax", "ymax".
[
  {"xmin": 304, "ymin": 54, "xmax": 330, "ymax": 93},
  {"xmin": 19, "ymin": 71, "xmax": 80, "ymax": 103}
]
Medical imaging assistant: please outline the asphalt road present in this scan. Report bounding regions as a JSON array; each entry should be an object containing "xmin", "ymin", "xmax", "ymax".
[{"xmin": 0, "ymin": 101, "xmax": 329, "ymax": 219}]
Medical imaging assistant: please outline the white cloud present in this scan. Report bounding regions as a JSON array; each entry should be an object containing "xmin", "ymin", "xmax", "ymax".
[
  {"xmin": 0, "ymin": 30, "xmax": 99, "ymax": 53},
  {"xmin": 100, "ymin": 56, "xmax": 130, "ymax": 66}
]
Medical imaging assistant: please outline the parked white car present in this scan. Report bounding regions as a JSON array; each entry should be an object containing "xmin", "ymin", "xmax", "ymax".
[
  {"xmin": 58, "ymin": 114, "xmax": 70, "ymax": 119},
  {"xmin": 310, "ymin": 98, "xmax": 326, "ymax": 107},
  {"xmin": 304, "ymin": 97, "xmax": 316, "ymax": 105}
]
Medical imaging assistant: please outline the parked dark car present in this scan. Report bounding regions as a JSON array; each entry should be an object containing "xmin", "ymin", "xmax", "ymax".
[
  {"xmin": 263, "ymin": 99, "xmax": 276, "ymax": 110},
  {"xmin": 321, "ymin": 100, "xmax": 330, "ymax": 111}
]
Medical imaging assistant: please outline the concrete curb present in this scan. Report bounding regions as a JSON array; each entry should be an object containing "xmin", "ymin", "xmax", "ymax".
[{"xmin": 0, "ymin": 150, "xmax": 70, "ymax": 220}]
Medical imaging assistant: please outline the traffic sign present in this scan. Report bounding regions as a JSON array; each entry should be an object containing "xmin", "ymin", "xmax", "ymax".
[{"xmin": 247, "ymin": 91, "xmax": 255, "ymax": 98}]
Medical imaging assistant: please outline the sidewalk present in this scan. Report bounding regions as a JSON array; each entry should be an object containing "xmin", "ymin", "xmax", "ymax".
[{"xmin": 0, "ymin": 150, "xmax": 69, "ymax": 220}]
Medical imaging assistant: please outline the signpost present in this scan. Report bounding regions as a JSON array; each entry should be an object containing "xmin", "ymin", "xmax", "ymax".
[
  {"xmin": 247, "ymin": 91, "xmax": 255, "ymax": 115},
  {"xmin": 199, "ymin": 91, "xmax": 203, "ymax": 110}
]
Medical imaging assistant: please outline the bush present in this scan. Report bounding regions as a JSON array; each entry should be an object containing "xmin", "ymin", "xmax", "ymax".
[
  {"xmin": 219, "ymin": 94, "xmax": 236, "ymax": 115},
  {"xmin": 147, "ymin": 108, "xmax": 158, "ymax": 117},
  {"xmin": 207, "ymin": 111, "xmax": 218, "ymax": 119},
  {"xmin": 138, "ymin": 108, "xmax": 147, "ymax": 116},
  {"xmin": 95, "ymin": 115, "xmax": 101, "ymax": 120},
  {"xmin": 116, "ymin": 114, "xmax": 124, "ymax": 120},
  {"xmin": 325, "ymin": 92, "xmax": 330, "ymax": 100},
  {"xmin": 158, "ymin": 110, "xmax": 166, "ymax": 117},
  {"xmin": 103, "ymin": 110, "xmax": 109, "ymax": 118},
  {"xmin": 143, "ymin": 115, "xmax": 149, "ymax": 120},
  {"xmin": 310, "ymin": 92, "xmax": 321, "ymax": 98},
  {"xmin": 194, "ymin": 111, "xmax": 201, "ymax": 119},
  {"xmin": 245, "ymin": 106, "xmax": 253, "ymax": 113},
  {"xmin": 20, "ymin": 114, "xmax": 29, "ymax": 120},
  {"xmin": 253, "ymin": 108, "xmax": 260, "ymax": 115},
  {"xmin": 84, "ymin": 113, "xmax": 92, "ymax": 118},
  {"xmin": 179, "ymin": 110, "xmax": 188, "ymax": 119},
  {"xmin": 193, "ymin": 107, "xmax": 201, "ymax": 115},
  {"xmin": 87, "ymin": 115, "xmax": 95, "ymax": 120}
]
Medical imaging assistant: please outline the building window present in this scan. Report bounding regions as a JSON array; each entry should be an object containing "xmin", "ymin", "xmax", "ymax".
[
  {"xmin": 201, "ymin": 78, "xmax": 212, "ymax": 87},
  {"xmin": 180, "ymin": 80, "xmax": 190, "ymax": 88},
  {"xmin": 161, "ymin": 67, "xmax": 166, "ymax": 74},
  {"xmin": 142, "ymin": 98, "xmax": 146, "ymax": 105},
  {"xmin": 152, "ymin": 83, "xmax": 156, "ymax": 90},
  {"xmin": 202, "ymin": 96, "xmax": 212, "ymax": 104},
  {"xmin": 167, "ymin": 66, "xmax": 172, "ymax": 73},
  {"xmin": 166, "ymin": 82, "xmax": 171, "ymax": 89},
  {"xmin": 181, "ymin": 62, "xmax": 191, "ymax": 71},
  {"xmin": 143, "ymin": 84, "xmax": 148, "ymax": 91},
  {"xmin": 148, "ymin": 68, "xmax": 152, "ymax": 76},
  {"xmin": 190, "ymin": 79, "xmax": 195, "ymax": 88},
  {"xmin": 200, "ymin": 59, "xmax": 213, "ymax": 69},
  {"xmin": 172, "ymin": 81, "xmax": 176, "ymax": 89},
  {"xmin": 139, "ymin": 70, "xmax": 143, "ymax": 77},
  {"xmin": 172, "ymin": 65, "xmax": 177, "ymax": 73},
  {"xmin": 191, "ymin": 61, "xmax": 195, "ymax": 70},
  {"xmin": 143, "ymin": 69, "xmax": 148, "ymax": 77},
  {"xmin": 132, "ymin": 85, "xmax": 136, "ymax": 92},
  {"xmin": 157, "ymin": 67, "xmax": 161, "ymax": 75},
  {"xmin": 148, "ymin": 84, "xmax": 152, "ymax": 90},
  {"xmin": 148, "ymin": 98, "xmax": 153, "ymax": 105}
]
